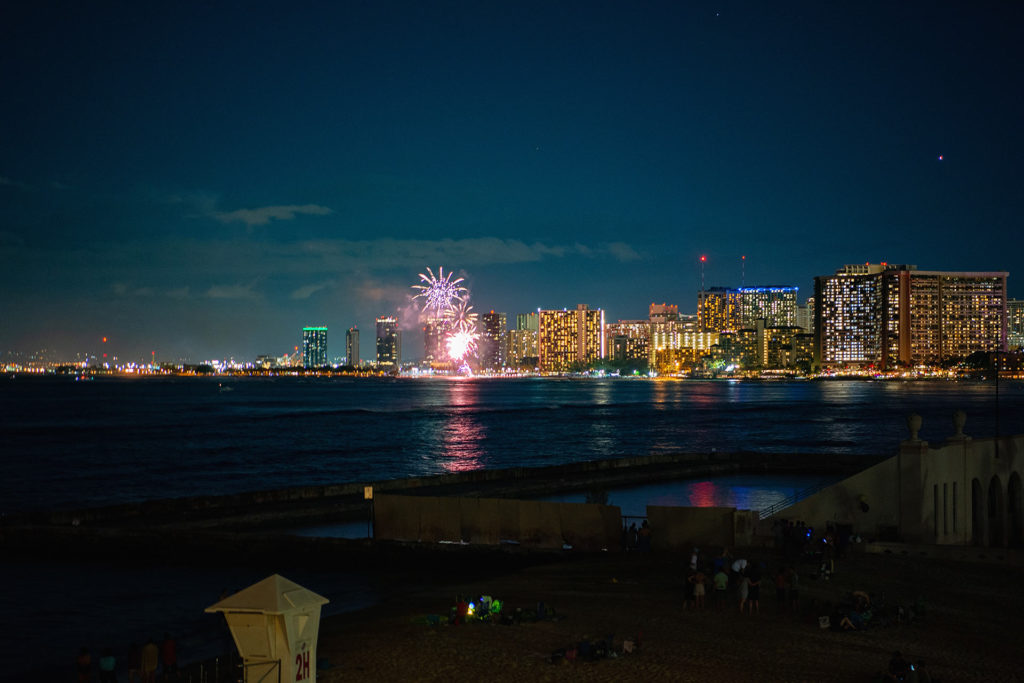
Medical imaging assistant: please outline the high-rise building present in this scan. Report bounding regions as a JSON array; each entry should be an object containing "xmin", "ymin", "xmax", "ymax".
[
  {"xmin": 815, "ymin": 264, "xmax": 1008, "ymax": 369},
  {"xmin": 302, "ymin": 326, "xmax": 328, "ymax": 368},
  {"xmin": 699, "ymin": 287, "xmax": 798, "ymax": 331},
  {"xmin": 1009, "ymin": 299, "xmax": 1024, "ymax": 350},
  {"xmin": 375, "ymin": 316, "xmax": 401, "ymax": 368},
  {"xmin": 698, "ymin": 288, "xmax": 742, "ymax": 332},
  {"xmin": 538, "ymin": 304, "xmax": 604, "ymax": 372},
  {"xmin": 509, "ymin": 312, "xmax": 539, "ymax": 366},
  {"xmin": 796, "ymin": 302, "xmax": 813, "ymax": 334},
  {"xmin": 648, "ymin": 303, "xmax": 679, "ymax": 324},
  {"xmin": 479, "ymin": 311, "xmax": 508, "ymax": 370},
  {"xmin": 739, "ymin": 287, "xmax": 798, "ymax": 328},
  {"xmin": 605, "ymin": 320, "xmax": 649, "ymax": 362},
  {"xmin": 346, "ymin": 326, "xmax": 360, "ymax": 367},
  {"xmin": 422, "ymin": 318, "xmax": 446, "ymax": 363}
]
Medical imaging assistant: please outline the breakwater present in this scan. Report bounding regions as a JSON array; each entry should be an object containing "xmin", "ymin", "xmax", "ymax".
[{"xmin": 2, "ymin": 450, "xmax": 876, "ymax": 564}]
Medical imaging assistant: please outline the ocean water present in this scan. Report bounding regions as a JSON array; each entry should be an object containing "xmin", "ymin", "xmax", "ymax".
[
  {"xmin": 2, "ymin": 375, "xmax": 1022, "ymax": 514},
  {"xmin": 2, "ymin": 375, "xmax": 1022, "ymax": 680}
]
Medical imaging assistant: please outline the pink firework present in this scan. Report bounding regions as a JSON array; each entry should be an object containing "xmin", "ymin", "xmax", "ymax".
[
  {"xmin": 411, "ymin": 266, "xmax": 467, "ymax": 315},
  {"xmin": 444, "ymin": 300, "xmax": 479, "ymax": 361},
  {"xmin": 446, "ymin": 328, "xmax": 478, "ymax": 361}
]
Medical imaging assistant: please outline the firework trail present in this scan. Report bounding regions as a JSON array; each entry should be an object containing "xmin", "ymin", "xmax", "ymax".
[{"xmin": 411, "ymin": 266, "xmax": 467, "ymax": 315}]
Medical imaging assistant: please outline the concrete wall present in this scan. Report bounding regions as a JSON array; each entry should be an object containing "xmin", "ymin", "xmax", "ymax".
[
  {"xmin": 374, "ymin": 494, "xmax": 622, "ymax": 550},
  {"xmin": 773, "ymin": 457, "xmax": 899, "ymax": 539},
  {"xmin": 647, "ymin": 506, "xmax": 751, "ymax": 551},
  {"xmin": 770, "ymin": 427, "xmax": 1024, "ymax": 549}
]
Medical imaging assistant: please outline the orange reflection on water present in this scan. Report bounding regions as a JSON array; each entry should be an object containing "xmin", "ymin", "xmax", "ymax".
[
  {"xmin": 689, "ymin": 480, "xmax": 718, "ymax": 507},
  {"xmin": 441, "ymin": 379, "xmax": 484, "ymax": 472}
]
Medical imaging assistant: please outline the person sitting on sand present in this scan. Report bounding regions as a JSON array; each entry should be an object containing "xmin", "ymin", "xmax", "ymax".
[{"xmin": 885, "ymin": 650, "xmax": 911, "ymax": 681}]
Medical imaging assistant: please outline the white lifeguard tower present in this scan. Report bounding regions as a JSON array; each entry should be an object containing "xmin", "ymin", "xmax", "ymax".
[{"xmin": 205, "ymin": 574, "xmax": 329, "ymax": 683}]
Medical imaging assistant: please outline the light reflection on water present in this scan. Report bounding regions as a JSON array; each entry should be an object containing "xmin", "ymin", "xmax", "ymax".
[
  {"xmin": 294, "ymin": 474, "xmax": 840, "ymax": 539},
  {"xmin": 539, "ymin": 473, "xmax": 838, "ymax": 517},
  {"xmin": 441, "ymin": 379, "xmax": 484, "ymax": 472}
]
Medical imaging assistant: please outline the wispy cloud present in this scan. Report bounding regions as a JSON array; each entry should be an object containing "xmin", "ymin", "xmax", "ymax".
[
  {"xmin": 204, "ymin": 283, "xmax": 260, "ymax": 299},
  {"xmin": 604, "ymin": 241, "xmax": 642, "ymax": 262},
  {"xmin": 0, "ymin": 176, "xmax": 31, "ymax": 190},
  {"xmin": 213, "ymin": 204, "xmax": 333, "ymax": 227},
  {"xmin": 290, "ymin": 281, "xmax": 333, "ymax": 300}
]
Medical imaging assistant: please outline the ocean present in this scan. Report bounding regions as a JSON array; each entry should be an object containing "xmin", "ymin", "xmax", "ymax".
[
  {"xmin": 2, "ymin": 375, "xmax": 1022, "ymax": 680},
  {"xmin": 2, "ymin": 375, "xmax": 1022, "ymax": 514}
]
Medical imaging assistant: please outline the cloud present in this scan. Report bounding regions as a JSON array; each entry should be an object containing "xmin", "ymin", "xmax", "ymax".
[
  {"xmin": 604, "ymin": 242, "xmax": 642, "ymax": 261},
  {"xmin": 213, "ymin": 204, "xmax": 334, "ymax": 227},
  {"xmin": 0, "ymin": 176, "xmax": 30, "ymax": 190},
  {"xmin": 0, "ymin": 231, "xmax": 25, "ymax": 246},
  {"xmin": 204, "ymin": 283, "xmax": 260, "ymax": 299},
  {"xmin": 290, "ymin": 281, "xmax": 333, "ymax": 300}
]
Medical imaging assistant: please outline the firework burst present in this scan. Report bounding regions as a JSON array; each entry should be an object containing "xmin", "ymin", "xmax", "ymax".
[
  {"xmin": 446, "ymin": 328, "xmax": 478, "ymax": 361},
  {"xmin": 443, "ymin": 300, "xmax": 479, "ymax": 361},
  {"xmin": 411, "ymin": 266, "xmax": 467, "ymax": 315}
]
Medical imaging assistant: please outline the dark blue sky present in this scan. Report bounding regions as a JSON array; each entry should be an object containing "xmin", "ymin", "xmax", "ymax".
[{"xmin": 2, "ymin": 1, "xmax": 1021, "ymax": 361}]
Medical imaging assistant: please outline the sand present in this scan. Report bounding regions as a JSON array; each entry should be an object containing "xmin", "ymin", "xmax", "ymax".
[{"xmin": 312, "ymin": 545, "xmax": 1022, "ymax": 682}]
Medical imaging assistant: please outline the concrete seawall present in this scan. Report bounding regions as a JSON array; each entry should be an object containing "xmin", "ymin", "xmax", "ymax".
[{"xmin": 2, "ymin": 450, "xmax": 881, "ymax": 563}]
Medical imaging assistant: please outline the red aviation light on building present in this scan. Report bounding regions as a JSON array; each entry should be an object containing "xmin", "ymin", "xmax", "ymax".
[
  {"xmin": 102, "ymin": 337, "xmax": 108, "ymax": 343},
  {"xmin": 700, "ymin": 255, "xmax": 706, "ymax": 262}
]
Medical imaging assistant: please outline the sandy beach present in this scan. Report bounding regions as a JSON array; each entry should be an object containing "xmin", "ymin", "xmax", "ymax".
[{"xmin": 312, "ymin": 544, "xmax": 1022, "ymax": 682}]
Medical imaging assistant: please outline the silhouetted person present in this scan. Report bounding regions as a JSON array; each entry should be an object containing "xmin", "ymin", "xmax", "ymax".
[
  {"xmin": 76, "ymin": 647, "xmax": 92, "ymax": 683},
  {"xmin": 140, "ymin": 639, "xmax": 158, "ymax": 683},
  {"xmin": 160, "ymin": 633, "xmax": 178, "ymax": 680},
  {"xmin": 98, "ymin": 647, "xmax": 117, "ymax": 683}
]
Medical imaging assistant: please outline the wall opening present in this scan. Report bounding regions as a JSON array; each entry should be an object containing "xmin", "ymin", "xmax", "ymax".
[
  {"xmin": 988, "ymin": 475, "xmax": 1005, "ymax": 549},
  {"xmin": 971, "ymin": 478, "xmax": 984, "ymax": 547},
  {"xmin": 1009, "ymin": 472, "xmax": 1023, "ymax": 549}
]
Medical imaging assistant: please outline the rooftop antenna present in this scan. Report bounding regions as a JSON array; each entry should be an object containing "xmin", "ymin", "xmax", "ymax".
[
  {"xmin": 741, "ymin": 255, "xmax": 746, "ymax": 288},
  {"xmin": 700, "ymin": 255, "xmax": 706, "ymax": 293}
]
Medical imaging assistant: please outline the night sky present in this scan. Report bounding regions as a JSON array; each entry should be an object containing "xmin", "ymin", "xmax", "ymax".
[{"xmin": 2, "ymin": 1, "xmax": 1021, "ymax": 362}]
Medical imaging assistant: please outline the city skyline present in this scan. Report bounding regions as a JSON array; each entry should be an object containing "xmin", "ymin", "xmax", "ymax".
[{"xmin": 2, "ymin": 2, "xmax": 1022, "ymax": 361}]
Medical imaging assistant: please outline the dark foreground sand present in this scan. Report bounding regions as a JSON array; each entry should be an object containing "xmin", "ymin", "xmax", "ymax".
[{"xmin": 314, "ymin": 546, "xmax": 1022, "ymax": 682}]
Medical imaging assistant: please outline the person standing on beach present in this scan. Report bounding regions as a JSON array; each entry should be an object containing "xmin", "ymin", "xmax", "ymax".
[
  {"xmin": 738, "ymin": 571, "xmax": 750, "ymax": 614},
  {"xmin": 76, "ymin": 647, "xmax": 93, "ymax": 683},
  {"xmin": 747, "ymin": 567, "xmax": 761, "ymax": 615},
  {"xmin": 140, "ymin": 639, "xmax": 158, "ymax": 683},
  {"xmin": 160, "ymin": 633, "xmax": 178, "ymax": 681},
  {"xmin": 689, "ymin": 568, "xmax": 707, "ymax": 609},
  {"xmin": 713, "ymin": 566, "xmax": 729, "ymax": 609},
  {"xmin": 98, "ymin": 648, "xmax": 117, "ymax": 683},
  {"xmin": 787, "ymin": 566, "xmax": 800, "ymax": 613}
]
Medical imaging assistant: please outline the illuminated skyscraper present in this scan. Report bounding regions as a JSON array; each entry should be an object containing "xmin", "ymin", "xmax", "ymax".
[
  {"xmin": 509, "ymin": 312, "xmax": 539, "ymax": 366},
  {"xmin": 302, "ymin": 326, "xmax": 328, "ymax": 368},
  {"xmin": 738, "ymin": 287, "xmax": 798, "ymax": 328},
  {"xmin": 1009, "ymin": 299, "xmax": 1024, "ymax": 350},
  {"xmin": 699, "ymin": 287, "xmax": 798, "ymax": 331},
  {"xmin": 648, "ymin": 302, "xmax": 679, "ymax": 324},
  {"xmin": 538, "ymin": 304, "xmax": 604, "ymax": 372},
  {"xmin": 698, "ymin": 288, "xmax": 742, "ymax": 332},
  {"xmin": 605, "ymin": 320, "xmax": 649, "ymax": 362},
  {"xmin": 346, "ymin": 326, "xmax": 359, "ymax": 367},
  {"xmin": 422, "ymin": 318, "xmax": 445, "ymax": 363},
  {"xmin": 479, "ymin": 311, "xmax": 508, "ymax": 370},
  {"xmin": 815, "ymin": 264, "xmax": 1008, "ymax": 369},
  {"xmin": 375, "ymin": 316, "xmax": 401, "ymax": 368}
]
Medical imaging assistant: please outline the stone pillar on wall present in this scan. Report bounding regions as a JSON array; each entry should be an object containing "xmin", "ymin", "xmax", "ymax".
[{"xmin": 899, "ymin": 414, "xmax": 929, "ymax": 543}]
